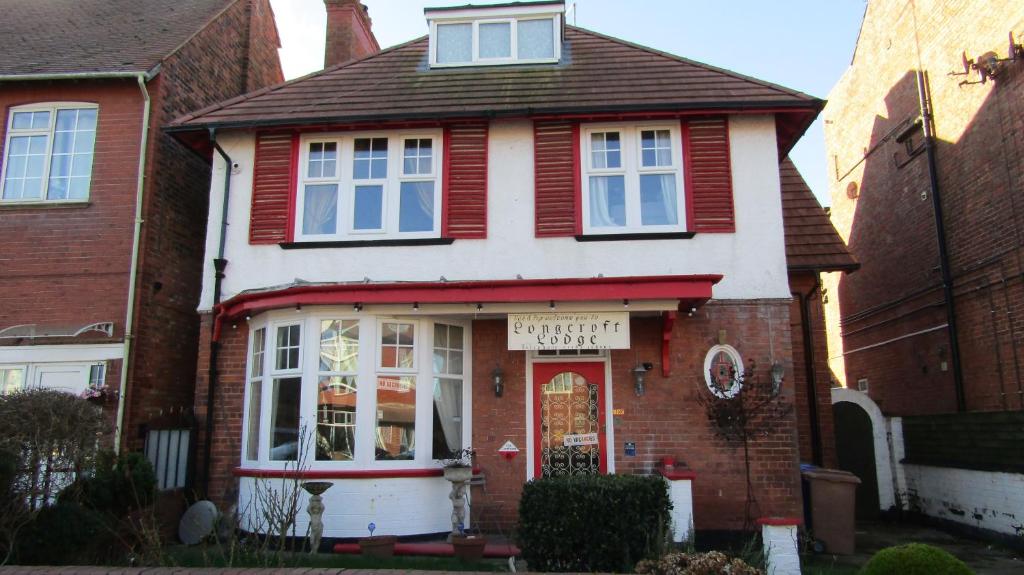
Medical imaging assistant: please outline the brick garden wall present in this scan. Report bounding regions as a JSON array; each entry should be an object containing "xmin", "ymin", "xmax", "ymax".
[{"xmin": 823, "ymin": 0, "xmax": 1024, "ymax": 415}]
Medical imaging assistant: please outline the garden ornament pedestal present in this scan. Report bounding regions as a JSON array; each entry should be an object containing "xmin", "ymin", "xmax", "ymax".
[
  {"xmin": 444, "ymin": 465, "xmax": 473, "ymax": 541},
  {"xmin": 301, "ymin": 481, "xmax": 333, "ymax": 553}
]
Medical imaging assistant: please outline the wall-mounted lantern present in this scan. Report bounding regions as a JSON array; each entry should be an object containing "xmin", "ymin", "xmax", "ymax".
[{"xmin": 632, "ymin": 363, "xmax": 651, "ymax": 397}]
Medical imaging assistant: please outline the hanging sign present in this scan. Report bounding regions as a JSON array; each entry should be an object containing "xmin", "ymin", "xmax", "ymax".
[
  {"xmin": 507, "ymin": 312, "xmax": 630, "ymax": 350},
  {"xmin": 563, "ymin": 433, "xmax": 599, "ymax": 447}
]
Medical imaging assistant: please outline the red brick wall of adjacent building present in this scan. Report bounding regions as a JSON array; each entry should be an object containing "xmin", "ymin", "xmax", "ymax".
[
  {"xmin": 824, "ymin": 0, "xmax": 1024, "ymax": 415},
  {"xmin": 122, "ymin": 0, "xmax": 283, "ymax": 448},
  {"xmin": 789, "ymin": 273, "xmax": 838, "ymax": 468}
]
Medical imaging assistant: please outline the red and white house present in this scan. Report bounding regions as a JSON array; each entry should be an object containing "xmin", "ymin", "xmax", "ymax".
[{"xmin": 171, "ymin": 0, "xmax": 850, "ymax": 550}]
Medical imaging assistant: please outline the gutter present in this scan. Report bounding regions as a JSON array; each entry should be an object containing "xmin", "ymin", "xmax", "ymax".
[
  {"xmin": 113, "ymin": 75, "xmax": 153, "ymax": 450},
  {"xmin": 0, "ymin": 67, "xmax": 160, "ymax": 83},
  {"xmin": 201, "ymin": 129, "xmax": 234, "ymax": 495}
]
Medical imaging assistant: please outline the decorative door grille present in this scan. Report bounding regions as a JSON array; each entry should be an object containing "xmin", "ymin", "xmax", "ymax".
[{"xmin": 540, "ymin": 371, "xmax": 600, "ymax": 477}]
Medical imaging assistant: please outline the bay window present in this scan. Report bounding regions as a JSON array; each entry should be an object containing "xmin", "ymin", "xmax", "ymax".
[
  {"xmin": 581, "ymin": 124, "xmax": 686, "ymax": 234},
  {"xmin": 243, "ymin": 313, "xmax": 470, "ymax": 470},
  {"xmin": 295, "ymin": 131, "xmax": 442, "ymax": 241},
  {"xmin": 1, "ymin": 104, "xmax": 98, "ymax": 202}
]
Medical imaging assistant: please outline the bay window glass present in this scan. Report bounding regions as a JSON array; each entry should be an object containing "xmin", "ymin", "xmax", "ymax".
[
  {"xmin": 582, "ymin": 125, "xmax": 685, "ymax": 233},
  {"xmin": 479, "ymin": 22, "xmax": 512, "ymax": 59},
  {"xmin": 296, "ymin": 132, "xmax": 441, "ymax": 241},
  {"xmin": 317, "ymin": 320, "xmax": 359, "ymax": 461},
  {"xmin": 2, "ymin": 105, "xmax": 97, "ymax": 202},
  {"xmin": 432, "ymin": 324, "xmax": 464, "ymax": 460},
  {"xmin": 244, "ymin": 316, "xmax": 467, "ymax": 468},
  {"xmin": 0, "ymin": 368, "xmax": 24, "ymax": 395}
]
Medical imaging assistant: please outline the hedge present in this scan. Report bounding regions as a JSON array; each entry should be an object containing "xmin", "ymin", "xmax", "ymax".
[
  {"xmin": 860, "ymin": 543, "xmax": 973, "ymax": 575},
  {"xmin": 517, "ymin": 474, "xmax": 672, "ymax": 572}
]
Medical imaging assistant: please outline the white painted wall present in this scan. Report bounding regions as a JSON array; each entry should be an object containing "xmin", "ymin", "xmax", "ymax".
[
  {"xmin": 199, "ymin": 115, "xmax": 788, "ymax": 312},
  {"xmin": 761, "ymin": 523, "xmax": 801, "ymax": 575},
  {"xmin": 666, "ymin": 477, "xmax": 694, "ymax": 543},
  {"xmin": 903, "ymin": 465, "xmax": 1024, "ymax": 537},
  {"xmin": 831, "ymin": 388, "xmax": 897, "ymax": 510},
  {"xmin": 238, "ymin": 476, "xmax": 454, "ymax": 538}
]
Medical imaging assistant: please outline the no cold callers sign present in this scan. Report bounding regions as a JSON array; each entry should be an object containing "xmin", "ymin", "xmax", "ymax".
[{"xmin": 507, "ymin": 312, "xmax": 630, "ymax": 350}]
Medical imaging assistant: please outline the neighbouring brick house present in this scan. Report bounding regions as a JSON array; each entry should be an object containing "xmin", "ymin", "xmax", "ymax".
[
  {"xmin": 170, "ymin": 0, "xmax": 852, "ymax": 551},
  {"xmin": 0, "ymin": 0, "xmax": 283, "ymax": 472},
  {"xmin": 823, "ymin": 0, "xmax": 1024, "ymax": 542}
]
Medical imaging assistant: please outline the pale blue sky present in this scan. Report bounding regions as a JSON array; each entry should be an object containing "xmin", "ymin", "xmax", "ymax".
[{"xmin": 268, "ymin": 0, "xmax": 867, "ymax": 205}]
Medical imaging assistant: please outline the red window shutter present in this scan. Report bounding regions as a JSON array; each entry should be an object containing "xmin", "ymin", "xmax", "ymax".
[
  {"xmin": 534, "ymin": 120, "xmax": 580, "ymax": 237},
  {"xmin": 249, "ymin": 132, "xmax": 296, "ymax": 244},
  {"xmin": 684, "ymin": 117, "xmax": 735, "ymax": 233},
  {"xmin": 443, "ymin": 122, "xmax": 489, "ymax": 239}
]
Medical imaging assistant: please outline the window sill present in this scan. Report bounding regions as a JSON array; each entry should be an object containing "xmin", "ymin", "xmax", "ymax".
[
  {"xmin": 0, "ymin": 200, "xmax": 90, "ymax": 210},
  {"xmin": 234, "ymin": 467, "xmax": 448, "ymax": 479},
  {"xmin": 574, "ymin": 232, "xmax": 695, "ymax": 242},
  {"xmin": 280, "ymin": 238, "xmax": 455, "ymax": 249}
]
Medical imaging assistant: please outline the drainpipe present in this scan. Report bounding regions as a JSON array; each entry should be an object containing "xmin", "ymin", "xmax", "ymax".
[
  {"xmin": 201, "ymin": 129, "xmax": 233, "ymax": 495},
  {"xmin": 916, "ymin": 69, "xmax": 966, "ymax": 412},
  {"xmin": 113, "ymin": 75, "xmax": 152, "ymax": 451},
  {"xmin": 795, "ymin": 279, "xmax": 824, "ymax": 466}
]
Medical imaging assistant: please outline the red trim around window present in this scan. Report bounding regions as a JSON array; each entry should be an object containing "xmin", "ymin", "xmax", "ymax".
[
  {"xmin": 285, "ymin": 133, "xmax": 300, "ymax": 243},
  {"xmin": 680, "ymin": 121, "xmax": 696, "ymax": 232},
  {"xmin": 532, "ymin": 362, "xmax": 607, "ymax": 478},
  {"xmin": 572, "ymin": 122, "xmax": 582, "ymax": 236}
]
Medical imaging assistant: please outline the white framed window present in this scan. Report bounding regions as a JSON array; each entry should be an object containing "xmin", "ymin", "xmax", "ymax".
[
  {"xmin": 295, "ymin": 131, "xmax": 442, "ymax": 241},
  {"xmin": 430, "ymin": 14, "xmax": 561, "ymax": 67},
  {"xmin": 1, "ymin": 103, "xmax": 98, "ymax": 203},
  {"xmin": 581, "ymin": 123, "xmax": 686, "ymax": 234},
  {"xmin": 0, "ymin": 366, "xmax": 25, "ymax": 395},
  {"xmin": 242, "ymin": 313, "xmax": 471, "ymax": 471}
]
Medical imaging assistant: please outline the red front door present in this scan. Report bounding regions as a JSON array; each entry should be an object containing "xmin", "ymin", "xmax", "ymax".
[{"xmin": 532, "ymin": 362, "xmax": 607, "ymax": 478}]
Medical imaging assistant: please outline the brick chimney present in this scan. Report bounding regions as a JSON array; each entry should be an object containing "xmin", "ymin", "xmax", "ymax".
[{"xmin": 324, "ymin": 0, "xmax": 380, "ymax": 68}]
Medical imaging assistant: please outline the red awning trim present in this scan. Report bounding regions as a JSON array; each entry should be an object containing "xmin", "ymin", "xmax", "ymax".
[
  {"xmin": 657, "ymin": 468, "xmax": 697, "ymax": 481},
  {"xmin": 756, "ymin": 516, "xmax": 803, "ymax": 527},
  {"xmin": 212, "ymin": 274, "xmax": 721, "ymax": 342}
]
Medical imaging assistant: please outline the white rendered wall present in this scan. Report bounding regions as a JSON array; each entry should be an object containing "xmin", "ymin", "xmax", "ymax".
[
  {"xmin": 761, "ymin": 523, "xmax": 801, "ymax": 575},
  {"xmin": 666, "ymin": 478, "xmax": 694, "ymax": 543},
  {"xmin": 903, "ymin": 465, "xmax": 1024, "ymax": 537},
  {"xmin": 238, "ymin": 476, "xmax": 454, "ymax": 538},
  {"xmin": 199, "ymin": 116, "xmax": 788, "ymax": 312}
]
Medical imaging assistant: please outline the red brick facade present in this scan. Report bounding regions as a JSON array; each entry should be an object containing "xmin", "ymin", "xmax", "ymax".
[
  {"xmin": 0, "ymin": 0, "xmax": 282, "ymax": 450},
  {"xmin": 789, "ymin": 272, "xmax": 838, "ymax": 468},
  {"xmin": 196, "ymin": 301, "xmax": 805, "ymax": 533},
  {"xmin": 823, "ymin": 0, "xmax": 1024, "ymax": 415}
]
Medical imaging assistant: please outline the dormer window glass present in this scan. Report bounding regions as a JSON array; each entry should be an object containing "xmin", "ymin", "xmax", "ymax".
[{"xmin": 427, "ymin": 3, "xmax": 563, "ymax": 67}]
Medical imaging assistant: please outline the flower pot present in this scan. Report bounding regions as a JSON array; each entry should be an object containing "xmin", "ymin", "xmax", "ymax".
[
  {"xmin": 443, "ymin": 465, "xmax": 473, "ymax": 483},
  {"xmin": 451, "ymin": 534, "xmax": 487, "ymax": 562},
  {"xmin": 359, "ymin": 535, "xmax": 397, "ymax": 558}
]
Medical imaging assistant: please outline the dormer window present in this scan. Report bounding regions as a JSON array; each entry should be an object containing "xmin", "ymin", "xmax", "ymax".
[{"xmin": 427, "ymin": 2, "xmax": 563, "ymax": 67}]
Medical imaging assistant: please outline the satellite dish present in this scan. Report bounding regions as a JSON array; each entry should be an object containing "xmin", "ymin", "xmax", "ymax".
[{"xmin": 179, "ymin": 500, "xmax": 219, "ymax": 545}]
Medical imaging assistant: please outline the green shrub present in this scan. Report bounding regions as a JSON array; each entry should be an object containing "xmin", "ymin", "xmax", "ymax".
[
  {"xmin": 636, "ymin": 551, "xmax": 764, "ymax": 575},
  {"xmin": 859, "ymin": 543, "xmax": 972, "ymax": 575},
  {"xmin": 15, "ymin": 502, "xmax": 110, "ymax": 565},
  {"xmin": 517, "ymin": 474, "xmax": 672, "ymax": 572},
  {"xmin": 60, "ymin": 450, "xmax": 157, "ymax": 515}
]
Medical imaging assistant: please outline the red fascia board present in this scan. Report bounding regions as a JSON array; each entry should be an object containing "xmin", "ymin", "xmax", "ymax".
[
  {"xmin": 217, "ymin": 275, "xmax": 722, "ymax": 321},
  {"xmin": 756, "ymin": 516, "xmax": 804, "ymax": 527}
]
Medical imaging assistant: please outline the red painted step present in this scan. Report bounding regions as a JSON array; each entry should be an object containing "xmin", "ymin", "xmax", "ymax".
[{"xmin": 332, "ymin": 541, "xmax": 521, "ymax": 558}]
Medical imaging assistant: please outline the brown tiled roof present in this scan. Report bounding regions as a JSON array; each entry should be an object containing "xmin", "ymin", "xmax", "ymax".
[
  {"xmin": 169, "ymin": 25, "xmax": 822, "ymax": 149},
  {"xmin": 0, "ymin": 0, "xmax": 237, "ymax": 76},
  {"xmin": 780, "ymin": 158, "xmax": 858, "ymax": 272}
]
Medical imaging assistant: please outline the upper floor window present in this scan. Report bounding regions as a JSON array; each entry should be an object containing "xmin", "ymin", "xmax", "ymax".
[
  {"xmin": 427, "ymin": 3, "xmax": 563, "ymax": 67},
  {"xmin": 296, "ymin": 131, "xmax": 442, "ymax": 241},
  {"xmin": 581, "ymin": 123, "xmax": 686, "ymax": 235},
  {"xmin": 1, "ymin": 104, "xmax": 98, "ymax": 203}
]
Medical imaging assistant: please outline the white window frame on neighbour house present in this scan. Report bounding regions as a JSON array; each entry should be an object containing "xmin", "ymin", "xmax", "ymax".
[
  {"xmin": 241, "ymin": 310, "xmax": 471, "ymax": 472},
  {"xmin": 580, "ymin": 122, "xmax": 687, "ymax": 235},
  {"xmin": 0, "ymin": 103, "xmax": 99, "ymax": 203},
  {"xmin": 429, "ymin": 12, "xmax": 562, "ymax": 67},
  {"xmin": 294, "ymin": 130, "xmax": 443, "ymax": 242}
]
